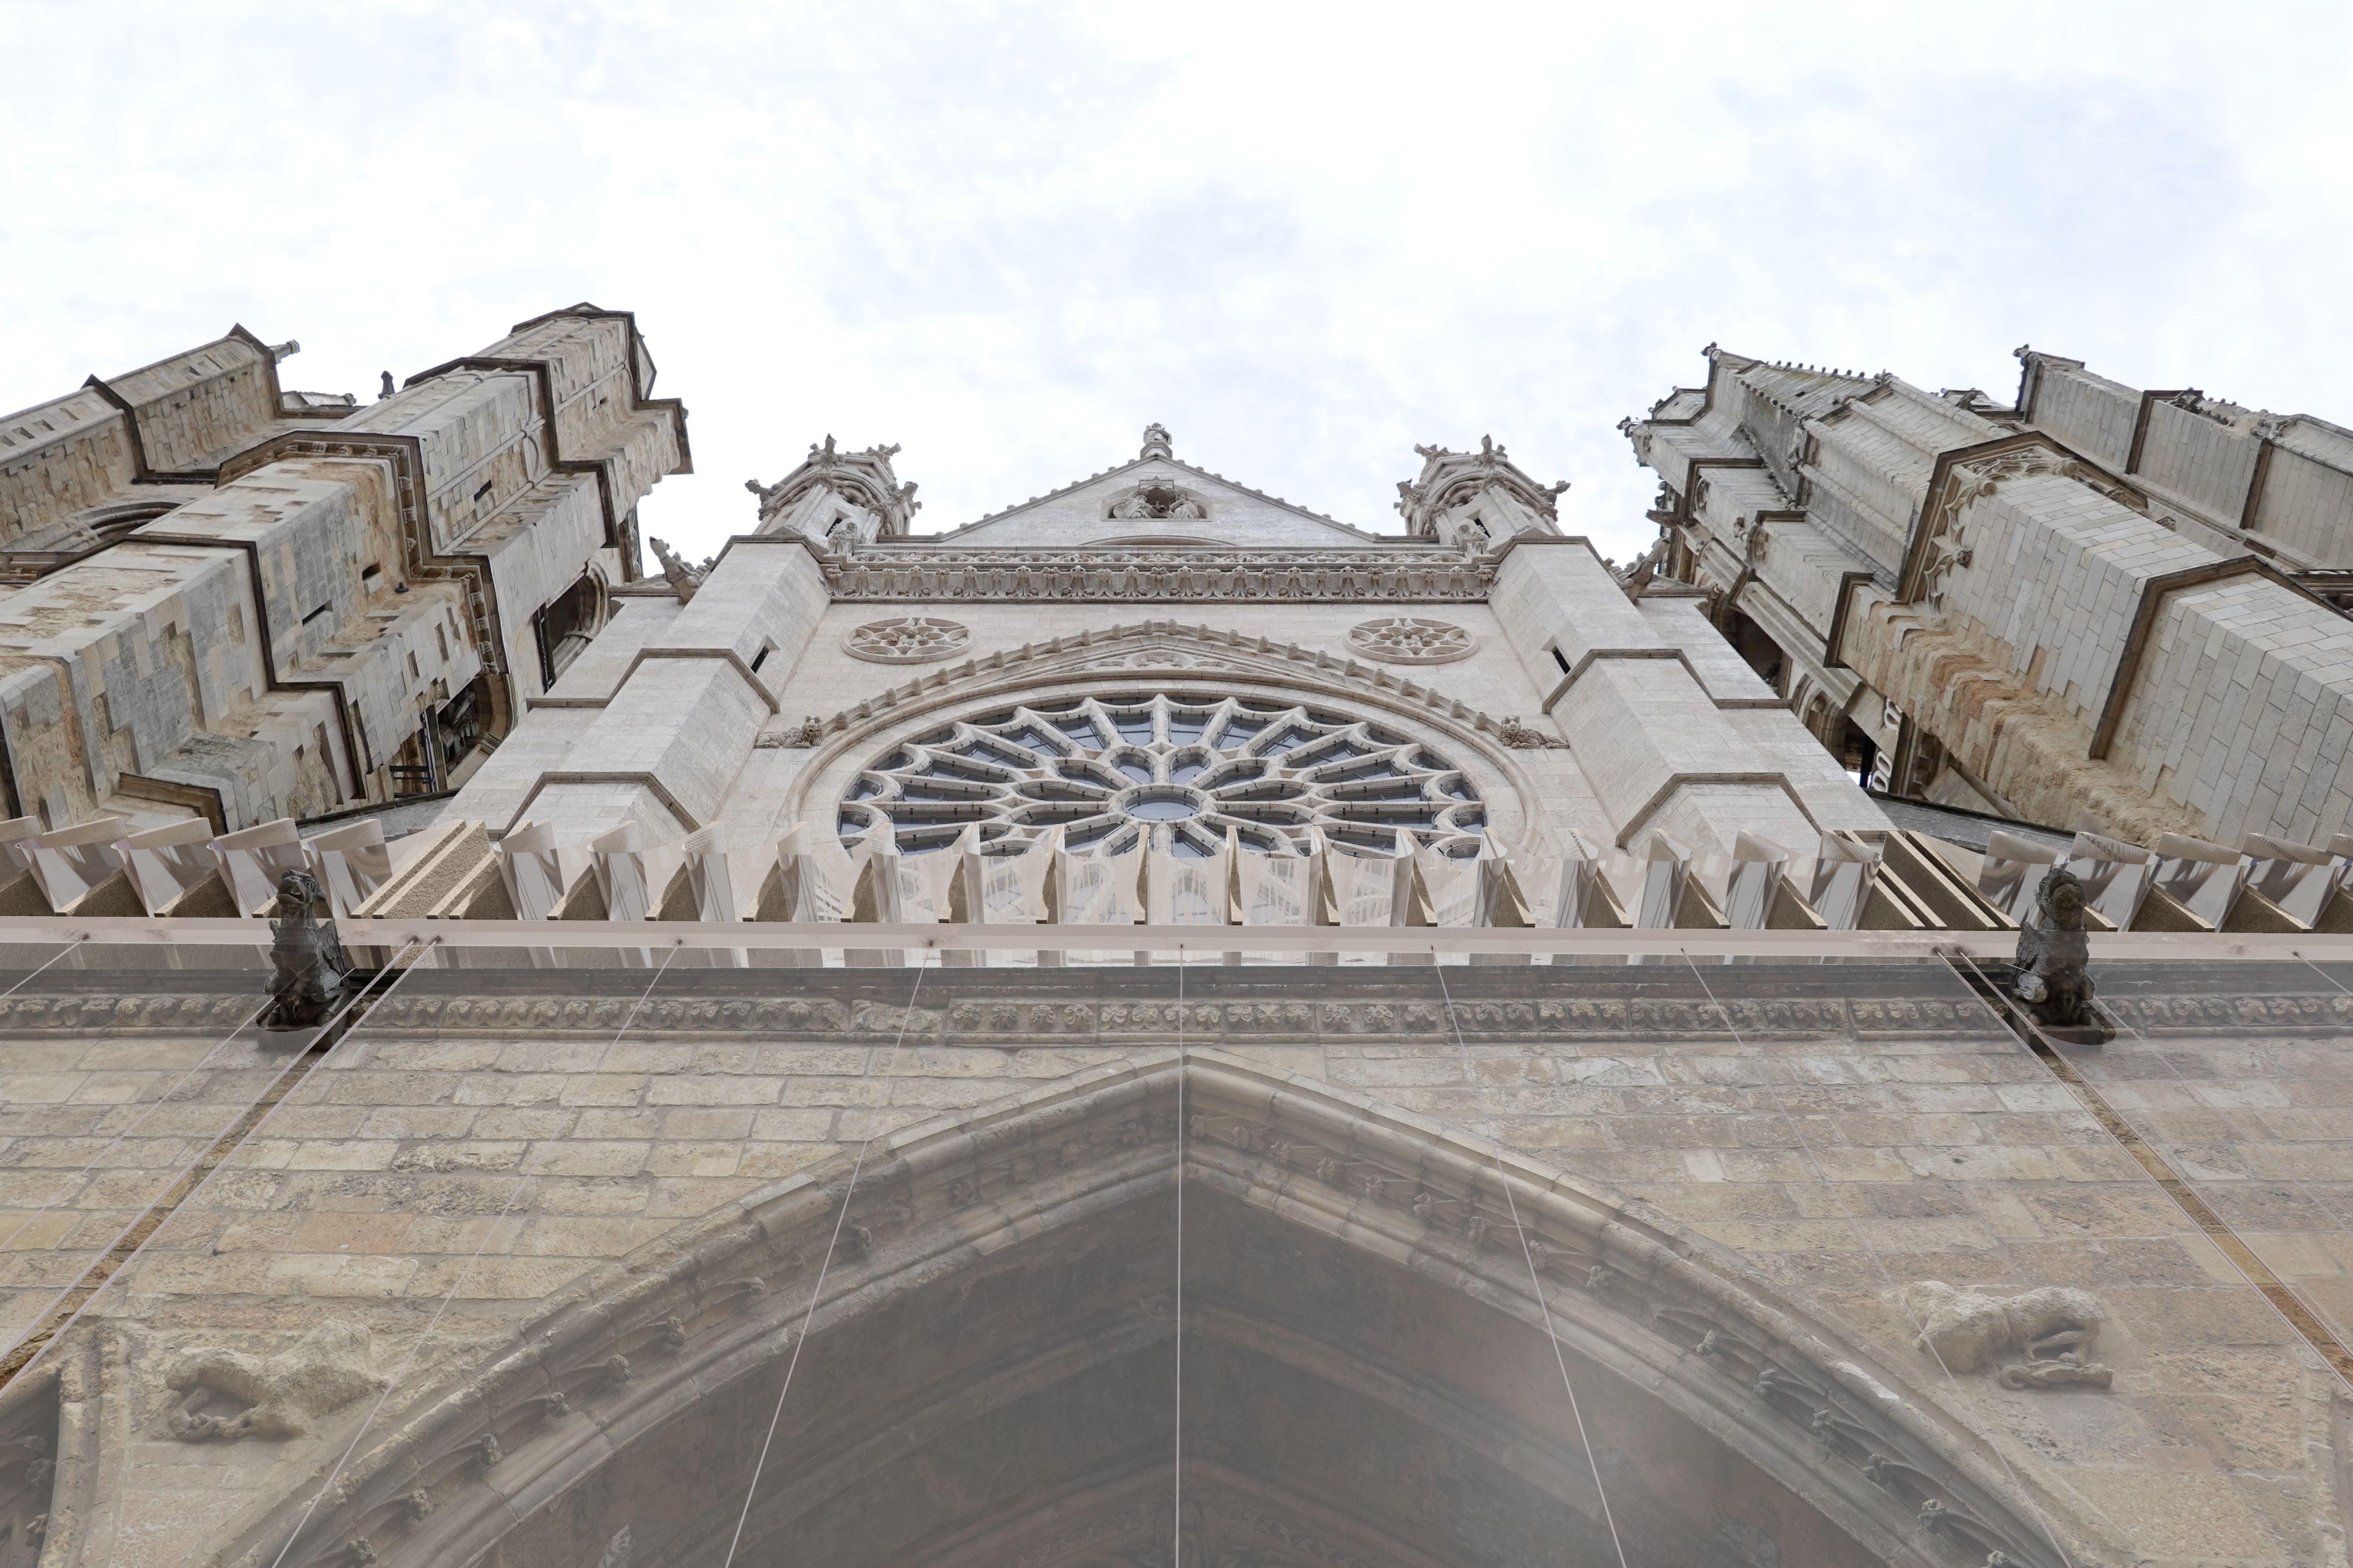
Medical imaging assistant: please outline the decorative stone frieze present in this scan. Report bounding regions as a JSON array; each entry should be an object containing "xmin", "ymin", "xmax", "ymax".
[
  {"xmin": 1345, "ymin": 616, "xmax": 1475, "ymax": 664},
  {"xmin": 841, "ymin": 616, "xmax": 971, "ymax": 664},
  {"xmin": 820, "ymin": 549, "xmax": 1491, "ymax": 604}
]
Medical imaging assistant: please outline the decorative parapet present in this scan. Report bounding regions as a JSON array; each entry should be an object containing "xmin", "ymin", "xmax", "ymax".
[{"xmin": 820, "ymin": 547, "xmax": 1492, "ymax": 603}]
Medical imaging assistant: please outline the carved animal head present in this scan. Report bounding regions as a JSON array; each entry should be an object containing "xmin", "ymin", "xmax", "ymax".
[
  {"xmin": 2037, "ymin": 865, "xmax": 2087, "ymax": 931},
  {"xmin": 273, "ymin": 868, "xmax": 324, "ymax": 919},
  {"xmin": 1895, "ymin": 1281, "xmax": 2104, "ymax": 1373}
]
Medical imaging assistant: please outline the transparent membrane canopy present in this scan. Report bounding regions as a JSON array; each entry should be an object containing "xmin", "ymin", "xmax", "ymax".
[{"xmin": 838, "ymin": 691, "xmax": 1485, "ymax": 859}]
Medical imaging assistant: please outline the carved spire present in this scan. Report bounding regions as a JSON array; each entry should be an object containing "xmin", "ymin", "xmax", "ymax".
[
  {"xmin": 1394, "ymin": 436, "xmax": 1568, "ymax": 542},
  {"xmin": 1139, "ymin": 422, "xmax": 1174, "ymax": 462},
  {"xmin": 745, "ymin": 436, "xmax": 920, "ymax": 541}
]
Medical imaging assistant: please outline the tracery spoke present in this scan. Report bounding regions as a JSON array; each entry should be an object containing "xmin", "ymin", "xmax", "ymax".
[{"xmin": 847, "ymin": 691, "xmax": 1483, "ymax": 858}]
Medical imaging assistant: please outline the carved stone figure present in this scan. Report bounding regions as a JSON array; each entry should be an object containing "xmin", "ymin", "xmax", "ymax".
[
  {"xmin": 1896, "ymin": 1282, "xmax": 2112, "ymax": 1389},
  {"xmin": 1107, "ymin": 482, "xmax": 1208, "ymax": 520},
  {"xmin": 647, "ymin": 536, "xmax": 707, "ymax": 604},
  {"xmin": 2013, "ymin": 865, "xmax": 2097, "ymax": 1029},
  {"xmin": 1494, "ymin": 716, "xmax": 1561, "ymax": 749},
  {"xmin": 1616, "ymin": 537, "xmax": 1664, "ymax": 595},
  {"xmin": 165, "ymin": 1320, "xmax": 387, "ymax": 1439},
  {"xmin": 261, "ymin": 869, "xmax": 349, "ymax": 1030}
]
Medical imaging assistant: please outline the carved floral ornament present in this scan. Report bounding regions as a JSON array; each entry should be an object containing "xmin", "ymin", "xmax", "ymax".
[
  {"xmin": 214, "ymin": 1054, "xmax": 2086, "ymax": 1568},
  {"xmin": 1345, "ymin": 616, "xmax": 1475, "ymax": 665},
  {"xmin": 842, "ymin": 616, "xmax": 972, "ymax": 664}
]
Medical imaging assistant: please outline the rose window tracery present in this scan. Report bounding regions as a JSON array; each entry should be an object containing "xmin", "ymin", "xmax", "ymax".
[
  {"xmin": 836, "ymin": 692, "xmax": 1485, "ymax": 858},
  {"xmin": 843, "ymin": 616, "xmax": 971, "ymax": 664},
  {"xmin": 1346, "ymin": 616, "xmax": 1475, "ymax": 664}
]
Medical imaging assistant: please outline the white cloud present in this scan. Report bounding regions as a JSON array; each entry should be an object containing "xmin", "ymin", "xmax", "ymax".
[{"xmin": 2, "ymin": 0, "xmax": 2347, "ymax": 565}]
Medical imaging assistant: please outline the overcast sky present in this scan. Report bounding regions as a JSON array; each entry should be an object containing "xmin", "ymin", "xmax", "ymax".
[{"xmin": 4, "ymin": 1, "xmax": 2349, "ymax": 565}]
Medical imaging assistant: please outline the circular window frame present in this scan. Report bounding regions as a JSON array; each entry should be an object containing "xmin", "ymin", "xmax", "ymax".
[{"xmin": 833, "ymin": 689, "xmax": 1488, "ymax": 860}]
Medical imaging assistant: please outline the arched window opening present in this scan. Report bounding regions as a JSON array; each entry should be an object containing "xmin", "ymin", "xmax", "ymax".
[{"xmin": 836, "ymin": 692, "xmax": 1486, "ymax": 859}]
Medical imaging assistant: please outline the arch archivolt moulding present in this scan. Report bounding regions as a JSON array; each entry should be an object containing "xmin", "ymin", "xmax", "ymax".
[
  {"xmin": 161, "ymin": 1052, "xmax": 2101, "ymax": 1568},
  {"xmin": 769, "ymin": 619, "xmax": 1565, "ymax": 856}
]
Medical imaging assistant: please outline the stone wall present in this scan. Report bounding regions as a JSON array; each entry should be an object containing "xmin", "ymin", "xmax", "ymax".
[{"xmin": 0, "ymin": 954, "xmax": 2340, "ymax": 1566}]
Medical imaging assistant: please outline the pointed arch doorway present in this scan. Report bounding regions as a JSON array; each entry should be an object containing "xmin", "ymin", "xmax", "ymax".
[{"xmin": 251, "ymin": 1055, "xmax": 2065, "ymax": 1568}]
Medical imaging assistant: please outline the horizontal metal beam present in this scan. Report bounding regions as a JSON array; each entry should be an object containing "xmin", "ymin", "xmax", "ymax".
[{"xmin": 4, "ymin": 916, "xmax": 2351, "ymax": 963}]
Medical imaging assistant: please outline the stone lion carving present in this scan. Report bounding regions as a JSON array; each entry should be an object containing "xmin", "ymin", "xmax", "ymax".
[
  {"xmin": 2013, "ymin": 864, "xmax": 2096, "ymax": 1028},
  {"xmin": 262, "ymin": 869, "xmax": 349, "ymax": 1030},
  {"xmin": 1895, "ymin": 1282, "xmax": 2112, "ymax": 1389},
  {"xmin": 165, "ymin": 1319, "xmax": 387, "ymax": 1439}
]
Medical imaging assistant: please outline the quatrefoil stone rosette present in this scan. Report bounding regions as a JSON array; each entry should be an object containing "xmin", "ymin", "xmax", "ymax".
[
  {"xmin": 842, "ymin": 616, "xmax": 972, "ymax": 664},
  {"xmin": 1345, "ymin": 616, "xmax": 1475, "ymax": 665}
]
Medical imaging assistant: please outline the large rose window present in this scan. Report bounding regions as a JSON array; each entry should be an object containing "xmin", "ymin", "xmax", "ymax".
[{"xmin": 837, "ymin": 693, "xmax": 1485, "ymax": 858}]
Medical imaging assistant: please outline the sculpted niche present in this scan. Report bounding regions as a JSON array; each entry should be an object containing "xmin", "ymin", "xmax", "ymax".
[{"xmin": 1105, "ymin": 481, "xmax": 1209, "ymax": 520}]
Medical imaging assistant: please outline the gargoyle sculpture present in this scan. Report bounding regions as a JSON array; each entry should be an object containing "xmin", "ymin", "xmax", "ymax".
[
  {"xmin": 2013, "ymin": 864, "xmax": 2097, "ymax": 1029},
  {"xmin": 1896, "ymin": 1282, "xmax": 2113, "ymax": 1390},
  {"xmin": 165, "ymin": 1320, "xmax": 387, "ymax": 1439},
  {"xmin": 261, "ymin": 868, "xmax": 349, "ymax": 1030},
  {"xmin": 647, "ymin": 536, "xmax": 710, "ymax": 604}
]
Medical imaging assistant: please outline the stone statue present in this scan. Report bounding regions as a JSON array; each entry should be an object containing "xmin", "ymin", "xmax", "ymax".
[
  {"xmin": 261, "ymin": 869, "xmax": 349, "ymax": 1031},
  {"xmin": 165, "ymin": 1320, "xmax": 386, "ymax": 1439},
  {"xmin": 1895, "ymin": 1282, "xmax": 2113, "ymax": 1390},
  {"xmin": 1616, "ymin": 537, "xmax": 1664, "ymax": 596},
  {"xmin": 1108, "ymin": 483, "xmax": 1207, "ymax": 520},
  {"xmin": 648, "ymin": 536, "xmax": 707, "ymax": 604},
  {"xmin": 2013, "ymin": 865, "xmax": 2096, "ymax": 1029}
]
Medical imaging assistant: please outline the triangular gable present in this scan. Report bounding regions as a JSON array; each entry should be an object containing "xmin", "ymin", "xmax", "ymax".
[{"xmin": 929, "ymin": 452, "xmax": 1382, "ymax": 549}]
